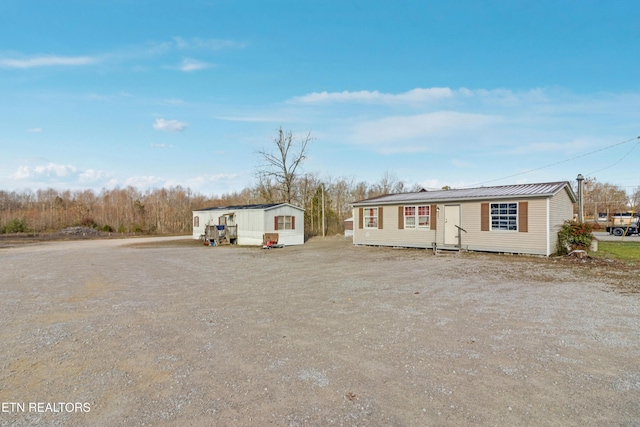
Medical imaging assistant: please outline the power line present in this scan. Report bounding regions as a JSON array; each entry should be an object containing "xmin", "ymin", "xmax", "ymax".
[
  {"xmin": 463, "ymin": 136, "xmax": 639, "ymax": 188},
  {"xmin": 586, "ymin": 139, "xmax": 640, "ymax": 176}
]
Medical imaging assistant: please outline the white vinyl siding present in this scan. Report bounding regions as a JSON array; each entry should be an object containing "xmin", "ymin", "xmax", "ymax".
[
  {"xmin": 463, "ymin": 200, "xmax": 546, "ymax": 254},
  {"xmin": 192, "ymin": 204, "xmax": 304, "ymax": 246},
  {"xmin": 354, "ymin": 198, "xmax": 554, "ymax": 255},
  {"xmin": 549, "ymin": 188, "xmax": 576, "ymax": 255},
  {"xmin": 354, "ymin": 206, "xmax": 436, "ymax": 248},
  {"xmin": 352, "ymin": 183, "xmax": 575, "ymax": 256}
]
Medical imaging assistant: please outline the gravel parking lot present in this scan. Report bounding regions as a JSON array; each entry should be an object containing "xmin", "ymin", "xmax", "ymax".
[{"xmin": 0, "ymin": 236, "xmax": 639, "ymax": 426}]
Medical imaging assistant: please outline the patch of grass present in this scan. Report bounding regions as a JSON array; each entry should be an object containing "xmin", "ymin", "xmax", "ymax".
[{"xmin": 592, "ymin": 241, "xmax": 640, "ymax": 264}]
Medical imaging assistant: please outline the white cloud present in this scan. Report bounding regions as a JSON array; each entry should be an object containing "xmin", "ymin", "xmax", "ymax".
[
  {"xmin": 28, "ymin": 128, "xmax": 42, "ymax": 133},
  {"xmin": 451, "ymin": 159, "xmax": 473, "ymax": 168},
  {"xmin": 12, "ymin": 166, "xmax": 32, "ymax": 180},
  {"xmin": 79, "ymin": 169, "xmax": 105, "ymax": 182},
  {"xmin": 214, "ymin": 115, "xmax": 284, "ymax": 123},
  {"xmin": 177, "ymin": 58, "xmax": 212, "ymax": 72},
  {"xmin": 290, "ymin": 87, "xmax": 454, "ymax": 104},
  {"xmin": 0, "ymin": 36, "xmax": 243, "ymax": 72},
  {"xmin": 38, "ymin": 163, "xmax": 75, "ymax": 177},
  {"xmin": 150, "ymin": 143, "xmax": 174, "ymax": 148},
  {"xmin": 145, "ymin": 37, "xmax": 246, "ymax": 56},
  {"xmin": 350, "ymin": 111, "xmax": 500, "ymax": 148},
  {"xmin": 190, "ymin": 173, "xmax": 242, "ymax": 184},
  {"xmin": 0, "ymin": 55, "xmax": 99, "ymax": 69},
  {"xmin": 186, "ymin": 172, "xmax": 246, "ymax": 195},
  {"xmin": 152, "ymin": 118, "xmax": 188, "ymax": 132},
  {"xmin": 288, "ymin": 86, "xmax": 551, "ymax": 107},
  {"xmin": 12, "ymin": 163, "xmax": 77, "ymax": 179},
  {"xmin": 125, "ymin": 176, "xmax": 166, "ymax": 188},
  {"xmin": 11, "ymin": 163, "xmax": 111, "ymax": 187}
]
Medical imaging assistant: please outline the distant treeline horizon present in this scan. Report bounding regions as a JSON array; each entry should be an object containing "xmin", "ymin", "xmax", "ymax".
[
  {"xmin": 1, "ymin": 175, "xmax": 634, "ymax": 236},
  {"xmin": 0, "ymin": 172, "xmax": 414, "ymax": 236}
]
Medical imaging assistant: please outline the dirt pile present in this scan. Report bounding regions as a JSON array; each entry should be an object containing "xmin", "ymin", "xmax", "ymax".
[{"xmin": 59, "ymin": 226, "xmax": 105, "ymax": 236}]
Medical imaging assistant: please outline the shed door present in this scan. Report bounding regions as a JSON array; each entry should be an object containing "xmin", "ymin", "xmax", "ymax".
[{"xmin": 444, "ymin": 205, "xmax": 461, "ymax": 246}]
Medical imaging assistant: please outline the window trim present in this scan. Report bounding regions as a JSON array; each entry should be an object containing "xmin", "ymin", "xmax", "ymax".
[
  {"xmin": 490, "ymin": 201, "xmax": 518, "ymax": 232},
  {"xmin": 363, "ymin": 207, "xmax": 378, "ymax": 229},
  {"xmin": 403, "ymin": 205, "xmax": 430, "ymax": 229},
  {"xmin": 275, "ymin": 215, "xmax": 294, "ymax": 230}
]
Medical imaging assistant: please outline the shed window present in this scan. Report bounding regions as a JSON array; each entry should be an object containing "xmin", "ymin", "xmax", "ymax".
[
  {"xmin": 193, "ymin": 216, "xmax": 199, "ymax": 227},
  {"xmin": 364, "ymin": 208, "xmax": 378, "ymax": 229},
  {"xmin": 490, "ymin": 202, "xmax": 518, "ymax": 231},
  {"xmin": 404, "ymin": 205, "xmax": 430, "ymax": 229}
]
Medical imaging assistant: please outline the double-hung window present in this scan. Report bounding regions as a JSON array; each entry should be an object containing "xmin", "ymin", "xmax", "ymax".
[
  {"xmin": 404, "ymin": 205, "xmax": 430, "ymax": 229},
  {"xmin": 490, "ymin": 202, "xmax": 517, "ymax": 231},
  {"xmin": 417, "ymin": 206, "xmax": 430, "ymax": 227},
  {"xmin": 364, "ymin": 208, "xmax": 378, "ymax": 228},
  {"xmin": 404, "ymin": 207, "xmax": 416, "ymax": 228},
  {"xmin": 276, "ymin": 215, "xmax": 293, "ymax": 230}
]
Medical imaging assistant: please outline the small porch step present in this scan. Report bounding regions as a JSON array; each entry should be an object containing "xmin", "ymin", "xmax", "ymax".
[{"xmin": 432, "ymin": 243, "xmax": 461, "ymax": 255}]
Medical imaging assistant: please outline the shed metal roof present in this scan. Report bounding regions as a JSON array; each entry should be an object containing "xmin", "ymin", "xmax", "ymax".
[{"xmin": 353, "ymin": 181, "xmax": 576, "ymax": 206}]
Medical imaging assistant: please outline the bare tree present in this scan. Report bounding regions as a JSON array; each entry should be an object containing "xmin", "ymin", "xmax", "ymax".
[
  {"xmin": 257, "ymin": 127, "xmax": 313, "ymax": 204},
  {"xmin": 254, "ymin": 176, "xmax": 279, "ymax": 203},
  {"xmin": 582, "ymin": 178, "xmax": 628, "ymax": 218},
  {"xmin": 369, "ymin": 171, "xmax": 406, "ymax": 197},
  {"xmin": 630, "ymin": 186, "xmax": 640, "ymax": 212}
]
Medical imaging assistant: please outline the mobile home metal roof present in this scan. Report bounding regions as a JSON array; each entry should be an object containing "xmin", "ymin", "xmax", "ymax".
[
  {"xmin": 352, "ymin": 181, "xmax": 576, "ymax": 206},
  {"xmin": 194, "ymin": 203, "xmax": 304, "ymax": 212}
]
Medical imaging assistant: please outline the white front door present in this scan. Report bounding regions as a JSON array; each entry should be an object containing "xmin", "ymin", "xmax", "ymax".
[{"xmin": 444, "ymin": 205, "xmax": 461, "ymax": 246}]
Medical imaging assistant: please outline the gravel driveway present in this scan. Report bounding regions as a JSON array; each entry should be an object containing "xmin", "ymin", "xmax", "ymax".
[{"xmin": 0, "ymin": 236, "xmax": 638, "ymax": 426}]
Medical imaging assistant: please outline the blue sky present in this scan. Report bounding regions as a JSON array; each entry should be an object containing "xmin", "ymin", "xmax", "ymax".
[{"xmin": 1, "ymin": 0, "xmax": 639, "ymax": 196}]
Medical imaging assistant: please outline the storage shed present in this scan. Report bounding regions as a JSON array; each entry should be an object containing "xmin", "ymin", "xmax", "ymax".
[
  {"xmin": 344, "ymin": 217, "xmax": 354, "ymax": 237},
  {"xmin": 352, "ymin": 181, "xmax": 576, "ymax": 256},
  {"xmin": 192, "ymin": 203, "xmax": 304, "ymax": 246}
]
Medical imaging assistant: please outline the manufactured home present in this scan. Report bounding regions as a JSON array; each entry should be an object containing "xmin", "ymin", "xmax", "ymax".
[
  {"xmin": 192, "ymin": 203, "xmax": 304, "ymax": 246},
  {"xmin": 352, "ymin": 181, "xmax": 576, "ymax": 256}
]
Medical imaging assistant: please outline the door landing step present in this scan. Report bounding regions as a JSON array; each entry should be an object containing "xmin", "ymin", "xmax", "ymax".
[{"xmin": 432, "ymin": 243, "xmax": 461, "ymax": 255}]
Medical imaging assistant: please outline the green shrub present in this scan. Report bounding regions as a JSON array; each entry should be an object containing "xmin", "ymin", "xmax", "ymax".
[
  {"xmin": 101, "ymin": 224, "xmax": 114, "ymax": 232},
  {"xmin": 557, "ymin": 220, "xmax": 594, "ymax": 254},
  {"xmin": 4, "ymin": 218, "xmax": 27, "ymax": 233}
]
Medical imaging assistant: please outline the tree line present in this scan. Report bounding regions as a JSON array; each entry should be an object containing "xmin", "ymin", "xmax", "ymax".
[
  {"xmin": 0, "ymin": 172, "xmax": 413, "ymax": 236},
  {"xmin": 2, "ymin": 127, "xmax": 637, "ymax": 236},
  {"xmin": 2, "ymin": 175, "xmax": 637, "ymax": 236},
  {"xmin": 0, "ymin": 172, "xmax": 640, "ymax": 236},
  {"xmin": 580, "ymin": 178, "xmax": 640, "ymax": 219}
]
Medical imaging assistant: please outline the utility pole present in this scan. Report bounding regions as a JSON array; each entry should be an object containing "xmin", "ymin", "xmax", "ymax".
[
  {"xmin": 577, "ymin": 174, "xmax": 584, "ymax": 222},
  {"xmin": 321, "ymin": 184, "xmax": 325, "ymax": 238}
]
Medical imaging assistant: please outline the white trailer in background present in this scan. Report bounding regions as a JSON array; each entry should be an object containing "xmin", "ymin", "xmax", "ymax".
[{"xmin": 192, "ymin": 203, "xmax": 305, "ymax": 246}]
